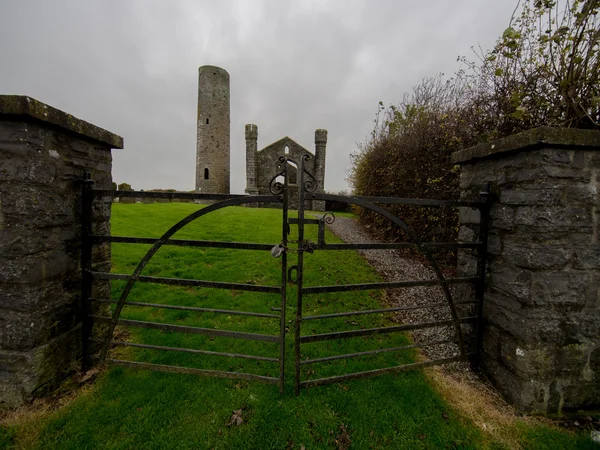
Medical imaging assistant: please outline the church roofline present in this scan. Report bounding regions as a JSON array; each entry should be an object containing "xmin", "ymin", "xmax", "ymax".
[{"xmin": 257, "ymin": 136, "xmax": 313, "ymax": 155}]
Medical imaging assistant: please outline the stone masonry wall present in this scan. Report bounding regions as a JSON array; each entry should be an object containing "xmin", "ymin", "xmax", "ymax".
[
  {"xmin": 452, "ymin": 127, "xmax": 600, "ymax": 414},
  {"xmin": 0, "ymin": 96, "xmax": 122, "ymax": 407}
]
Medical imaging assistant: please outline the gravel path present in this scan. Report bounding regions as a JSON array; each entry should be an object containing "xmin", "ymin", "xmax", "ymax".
[{"xmin": 325, "ymin": 215, "xmax": 464, "ymax": 362}]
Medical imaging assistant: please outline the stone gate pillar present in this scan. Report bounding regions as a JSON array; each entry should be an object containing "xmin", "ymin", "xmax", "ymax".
[
  {"xmin": 452, "ymin": 127, "xmax": 600, "ymax": 414},
  {"xmin": 0, "ymin": 96, "xmax": 123, "ymax": 407}
]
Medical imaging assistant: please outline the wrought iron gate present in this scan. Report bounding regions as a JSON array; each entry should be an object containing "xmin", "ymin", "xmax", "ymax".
[{"xmin": 80, "ymin": 154, "xmax": 490, "ymax": 395}]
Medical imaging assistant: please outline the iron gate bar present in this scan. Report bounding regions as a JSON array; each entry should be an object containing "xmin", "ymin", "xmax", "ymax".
[
  {"xmin": 300, "ymin": 338, "xmax": 455, "ymax": 365},
  {"xmin": 277, "ymin": 159, "xmax": 290, "ymax": 393},
  {"xmin": 92, "ymin": 316, "xmax": 280, "ymax": 342},
  {"xmin": 104, "ymin": 359, "xmax": 280, "ymax": 384},
  {"xmin": 288, "ymin": 218, "xmax": 320, "ymax": 225},
  {"xmin": 353, "ymin": 196, "xmax": 485, "ymax": 208},
  {"xmin": 303, "ymin": 301, "xmax": 476, "ymax": 321},
  {"xmin": 80, "ymin": 173, "xmax": 94, "ymax": 370},
  {"xmin": 91, "ymin": 190, "xmax": 249, "ymax": 201},
  {"xmin": 319, "ymin": 242, "xmax": 481, "ymax": 250},
  {"xmin": 91, "ymin": 235, "xmax": 274, "ymax": 251},
  {"xmin": 103, "ymin": 341, "xmax": 279, "ymax": 362},
  {"xmin": 91, "ymin": 272, "xmax": 281, "ymax": 294},
  {"xmin": 298, "ymin": 355, "xmax": 465, "ymax": 389},
  {"xmin": 302, "ymin": 276, "xmax": 478, "ymax": 294},
  {"xmin": 91, "ymin": 298, "xmax": 280, "ymax": 318},
  {"xmin": 292, "ymin": 155, "xmax": 313, "ymax": 395},
  {"xmin": 299, "ymin": 317, "xmax": 476, "ymax": 343},
  {"xmin": 474, "ymin": 182, "xmax": 492, "ymax": 369}
]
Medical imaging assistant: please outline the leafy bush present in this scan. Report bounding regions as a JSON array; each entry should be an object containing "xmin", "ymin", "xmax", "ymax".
[
  {"xmin": 350, "ymin": 0, "xmax": 599, "ymax": 263},
  {"xmin": 117, "ymin": 183, "xmax": 132, "ymax": 191}
]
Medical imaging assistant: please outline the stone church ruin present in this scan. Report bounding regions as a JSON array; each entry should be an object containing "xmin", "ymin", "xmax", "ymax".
[{"xmin": 194, "ymin": 65, "xmax": 327, "ymax": 210}]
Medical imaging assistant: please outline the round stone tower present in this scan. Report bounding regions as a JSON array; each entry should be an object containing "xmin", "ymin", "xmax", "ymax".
[{"xmin": 195, "ymin": 65, "xmax": 230, "ymax": 194}]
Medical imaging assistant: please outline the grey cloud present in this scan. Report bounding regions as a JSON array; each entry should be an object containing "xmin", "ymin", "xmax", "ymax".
[{"xmin": 0, "ymin": 0, "xmax": 516, "ymax": 193}]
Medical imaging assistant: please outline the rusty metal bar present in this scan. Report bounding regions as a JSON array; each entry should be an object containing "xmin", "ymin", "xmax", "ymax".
[
  {"xmin": 352, "ymin": 196, "xmax": 485, "ymax": 208},
  {"xmin": 302, "ymin": 276, "xmax": 478, "ymax": 294},
  {"xmin": 91, "ymin": 298, "xmax": 279, "ymax": 318},
  {"xmin": 298, "ymin": 355, "xmax": 465, "ymax": 389},
  {"xmin": 294, "ymin": 154, "xmax": 311, "ymax": 396},
  {"xmin": 278, "ymin": 161, "xmax": 290, "ymax": 393},
  {"xmin": 103, "ymin": 340, "xmax": 278, "ymax": 362},
  {"xmin": 304, "ymin": 302, "xmax": 457, "ymax": 320},
  {"xmin": 300, "ymin": 339, "xmax": 455, "ymax": 365},
  {"xmin": 80, "ymin": 172, "xmax": 94, "ymax": 371},
  {"xmin": 91, "ymin": 316, "xmax": 280, "ymax": 342},
  {"xmin": 299, "ymin": 317, "xmax": 476, "ymax": 343},
  {"xmin": 104, "ymin": 359, "xmax": 279, "ymax": 384},
  {"xmin": 91, "ymin": 272, "xmax": 281, "ymax": 294},
  {"xmin": 319, "ymin": 242, "xmax": 481, "ymax": 250},
  {"xmin": 91, "ymin": 190, "xmax": 251, "ymax": 201},
  {"xmin": 474, "ymin": 182, "xmax": 492, "ymax": 369},
  {"xmin": 288, "ymin": 218, "xmax": 320, "ymax": 225},
  {"xmin": 91, "ymin": 235, "xmax": 274, "ymax": 251}
]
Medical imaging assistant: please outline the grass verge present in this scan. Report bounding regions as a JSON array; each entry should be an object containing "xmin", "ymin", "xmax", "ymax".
[{"xmin": 1, "ymin": 203, "xmax": 596, "ymax": 449}]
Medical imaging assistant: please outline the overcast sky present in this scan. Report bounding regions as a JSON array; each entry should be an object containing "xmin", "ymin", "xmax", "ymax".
[{"xmin": 0, "ymin": 0, "xmax": 517, "ymax": 193}]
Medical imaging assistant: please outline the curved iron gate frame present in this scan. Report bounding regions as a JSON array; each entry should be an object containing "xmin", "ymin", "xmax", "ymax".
[{"xmin": 80, "ymin": 154, "xmax": 490, "ymax": 395}]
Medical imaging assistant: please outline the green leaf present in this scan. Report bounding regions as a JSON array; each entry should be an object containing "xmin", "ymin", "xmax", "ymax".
[
  {"xmin": 495, "ymin": 68, "xmax": 504, "ymax": 76},
  {"xmin": 510, "ymin": 106, "xmax": 526, "ymax": 120}
]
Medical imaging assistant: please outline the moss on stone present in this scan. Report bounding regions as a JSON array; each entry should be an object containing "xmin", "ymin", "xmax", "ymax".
[
  {"xmin": 452, "ymin": 127, "xmax": 600, "ymax": 164},
  {"xmin": 0, "ymin": 95, "xmax": 123, "ymax": 149}
]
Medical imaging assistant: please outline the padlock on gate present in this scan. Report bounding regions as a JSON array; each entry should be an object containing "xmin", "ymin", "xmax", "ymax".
[{"xmin": 270, "ymin": 244, "xmax": 284, "ymax": 258}]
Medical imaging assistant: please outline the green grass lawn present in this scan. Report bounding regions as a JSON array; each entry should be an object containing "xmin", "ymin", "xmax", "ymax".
[{"xmin": 1, "ymin": 203, "xmax": 596, "ymax": 449}]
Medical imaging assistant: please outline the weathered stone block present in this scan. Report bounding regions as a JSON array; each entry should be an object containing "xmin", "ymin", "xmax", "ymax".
[
  {"xmin": 531, "ymin": 271, "xmax": 588, "ymax": 306},
  {"xmin": 0, "ymin": 300, "xmax": 79, "ymax": 351},
  {"xmin": 565, "ymin": 183, "xmax": 597, "ymax": 204},
  {"xmin": 503, "ymin": 241, "xmax": 572, "ymax": 270},
  {"xmin": 500, "ymin": 188, "xmax": 562, "ymax": 206},
  {"xmin": 573, "ymin": 245, "xmax": 600, "ymax": 269},
  {"xmin": 489, "ymin": 265, "xmax": 531, "ymax": 302},
  {"xmin": 490, "ymin": 205, "xmax": 514, "ymax": 230},
  {"xmin": 515, "ymin": 206, "xmax": 591, "ymax": 230}
]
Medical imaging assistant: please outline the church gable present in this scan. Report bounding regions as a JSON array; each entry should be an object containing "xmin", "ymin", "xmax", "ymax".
[
  {"xmin": 258, "ymin": 136, "xmax": 313, "ymax": 159},
  {"xmin": 256, "ymin": 136, "xmax": 316, "ymax": 189}
]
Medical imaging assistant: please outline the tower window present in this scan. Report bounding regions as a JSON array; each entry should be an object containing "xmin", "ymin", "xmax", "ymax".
[
  {"xmin": 206, "ymin": 118, "xmax": 209, "ymax": 125},
  {"xmin": 204, "ymin": 168, "xmax": 209, "ymax": 180},
  {"xmin": 284, "ymin": 145, "xmax": 289, "ymax": 154}
]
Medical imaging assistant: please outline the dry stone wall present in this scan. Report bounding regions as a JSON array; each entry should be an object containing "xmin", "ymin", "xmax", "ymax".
[
  {"xmin": 453, "ymin": 127, "xmax": 600, "ymax": 414},
  {"xmin": 0, "ymin": 96, "xmax": 122, "ymax": 407}
]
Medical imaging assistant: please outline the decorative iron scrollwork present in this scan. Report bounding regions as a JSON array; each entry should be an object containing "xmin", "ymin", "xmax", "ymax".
[
  {"xmin": 268, "ymin": 156, "xmax": 287, "ymax": 195},
  {"xmin": 300, "ymin": 154, "xmax": 317, "ymax": 193},
  {"xmin": 322, "ymin": 212, "xmax": 335, "ymax": 225}
]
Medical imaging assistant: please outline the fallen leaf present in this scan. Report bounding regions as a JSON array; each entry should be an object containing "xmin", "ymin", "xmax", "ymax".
[
  {"xmin": 336, "ymin": 424, "xmax": 351, "ymax": 450},
  {"xmin": 226, "ymin": 409, "xmax": 244, "ymax": 427},
  {"xmin": 79, "ymin": 367, "xmax": 100, "ymax": 383}
]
